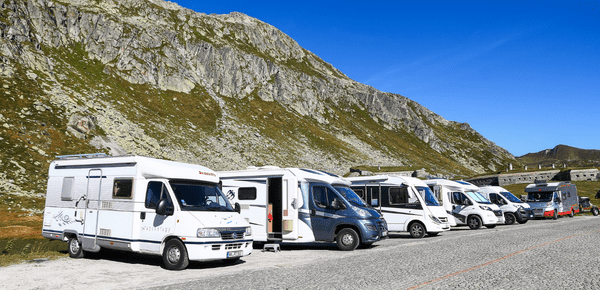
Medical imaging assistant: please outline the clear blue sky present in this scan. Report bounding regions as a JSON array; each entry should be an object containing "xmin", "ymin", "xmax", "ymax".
[{"xmin": 173, "ymin": 0, "xmax": 600, "ymax": 157}]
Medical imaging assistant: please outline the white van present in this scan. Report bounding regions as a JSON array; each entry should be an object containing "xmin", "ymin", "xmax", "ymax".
[
  {"xmin": 478, "ymin": 186, "xmax": 534, "ymax": 225},
  {"xmin": 424, "ymin": 179, "xmax": 504, "ymax": 229},
  {"xmin": 219, "ymin": 166, "xmax": 388, "ymax": 251},
  {"xmin": 42, "ymin": 154, "xmax": 252, "ymax": 270},
  {"xmin": 347, "ymin": 175, "xmax": 450, "ymax": 238}
]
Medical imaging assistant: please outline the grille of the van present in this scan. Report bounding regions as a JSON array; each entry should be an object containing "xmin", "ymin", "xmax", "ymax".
[
  {"xmin": 220, "ymin": 231, "xmax": 246, "ymax": 240},
  {"xmin": 493, "ymin": 210, "xmax": 503, "ymax": 217},
  {"xmin": 225, "ymin": 243, "xmax": 243, "ymax": 250},
  {"xmin": 438, "ymin": 217, "xmax": 448, "ymax": 223}
]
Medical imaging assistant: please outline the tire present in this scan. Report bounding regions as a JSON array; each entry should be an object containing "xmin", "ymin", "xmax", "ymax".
[
  {"xmin": 568, "ymin": 208, "xmax": 574, "ymax": 217},
  {"xmin": 504, "ymin": 212, "xmax": 516, "ymax": 225},
  {"xmin": 485, "ymin": 224, "xmax": 497, "ymax": 229},
  {"xmin": 467, "ymin": 215, "xmax": 482, "ymax": 230},
  {"xmin": 552, "ymin": 209, "xmax": 558, "ymax": 220},
  {"xmin": 409, "ymin": 222, "xmax": 426, "ymax": 238},
  {"xmin": 517, "ymin": 219, "xmax": 528, "ymax": 224},
  {"xmin": 336, "ymin": 228, "xmax": 359, "ymax": 251},
  {"xmin": 592, "ymin": 207, "xmax": 599, "ymax": 216},
  {"xmin": 427, "ymin": 232, "xmax": 440, "ymax": 237},
  {"xmin": 163, "ymin": 239, "xmax": 189, "ymax": 270},
  {"xmin": 67, "ymin": 236, "xmax": 85, "ymax": 258}
]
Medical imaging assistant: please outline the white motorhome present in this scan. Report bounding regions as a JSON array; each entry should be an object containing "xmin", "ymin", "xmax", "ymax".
[
  {"xmin": 347, "ymin": 175, "xmax": 450, "ymax": 238},
  {"xmin": 219, "ymin": 166, "xmax": 388, "ymax": 251},
  {"xmin": 479, "ymin": 186, "xmax": 534, "ymax": 225},
  {"xmin": 424, "ymin": 179, "xmax": 504, "ymax": 229},
  {"xmin": 525, "ymin": 181, "xmax": 579, "ymax": 219},
  {"xmin": 42, "ymin": 154, "xmax": 252, "ymax": 270}
]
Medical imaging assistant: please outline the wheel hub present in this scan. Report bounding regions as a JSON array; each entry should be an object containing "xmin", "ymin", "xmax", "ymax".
[{"xmin": 167, "ymin": 246, "xmax": 180, "ymax": 263}]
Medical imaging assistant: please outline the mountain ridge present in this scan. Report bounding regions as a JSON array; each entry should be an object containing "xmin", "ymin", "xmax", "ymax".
[
  {"xmin": 0, "ymin": 0, "xmax": 516, "ymax": 199},
  {"xmin": 517, "ymin": 145, "xmax": 600, "ymax": 168}
]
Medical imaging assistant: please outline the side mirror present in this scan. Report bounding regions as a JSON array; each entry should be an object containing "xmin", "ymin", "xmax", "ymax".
[
  {"xmin": 331, "ymin": 198, "xmax": 345, "ymax": 210},
  {"xmin": 235, "ymin": 202, "xmax": 241, "ymax": 214},
  {"xmin": 463, "ymin": 199, "xmax": 471, "ymax": 206},
  {"xmin": 156, "ymin": 199, "xmax": 173, "ymax": 216}
]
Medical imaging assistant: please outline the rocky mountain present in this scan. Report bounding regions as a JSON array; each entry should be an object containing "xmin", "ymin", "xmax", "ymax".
[
  {"xmin": 517, "ymin": 145, "xmax": 600, "ymax": 168},
  {"xmin": 0, "ymin": 0, "xmax": 516, "ymax": 200}
]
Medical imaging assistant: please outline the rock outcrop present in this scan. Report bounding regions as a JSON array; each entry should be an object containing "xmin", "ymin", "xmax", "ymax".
[{"xmin": 0, "ymin": 0, "xmax": 516, "ymax": 197}]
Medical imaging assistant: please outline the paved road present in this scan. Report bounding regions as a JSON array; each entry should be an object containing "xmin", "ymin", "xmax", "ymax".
[
  {"xmin": 4, "ymin": 216, "xmax": 600, "ymax": 289},
  {"xmin": 150, "ymin": 216, "xmax": 600, "ymax": 290}
]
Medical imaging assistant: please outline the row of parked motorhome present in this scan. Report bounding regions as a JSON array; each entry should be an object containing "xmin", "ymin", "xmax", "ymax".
[{"xmin": 41, "ymin": 154, "xmax": 590, "ymax": 270}]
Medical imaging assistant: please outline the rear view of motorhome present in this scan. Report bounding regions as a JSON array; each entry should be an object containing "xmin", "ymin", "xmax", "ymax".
[
  {"xmin": 347, "ymin": 175, "xmax": 450, "ymax": 238},
  {"xmin": 42, "ymin": 154, "xmax": 252, "ymax": 270},
  {"xmin": 424, "ymin": 179, "xmax": 504, "ymax": 229},
  {"xmin": 525, "ymin": 181, "xmax": 579, "ymax": 219},
  {"xmin": 219, "ymin": 166, "xmax": 388, "ymax": 251},
  {"xmin": 479, "ymin": 186, "xmax": 534, "ymax": 225}
]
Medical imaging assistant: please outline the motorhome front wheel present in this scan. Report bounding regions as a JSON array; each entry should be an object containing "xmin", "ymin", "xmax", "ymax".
[
  {"xmin": 67, "ymin": 237, "xmax": 84, "ymax": 258},
  {"xmin": 163, "ymin": 239, "xmax": 189, "ymax": 270},
  {"xmin": 336, "ymin": 228, "xmax": 359, "ymax": 251}
]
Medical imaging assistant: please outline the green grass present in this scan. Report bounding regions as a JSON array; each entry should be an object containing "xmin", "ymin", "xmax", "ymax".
[{"xmin": 0, "ymin": 238, "xmax": 67, "ymax": 267}]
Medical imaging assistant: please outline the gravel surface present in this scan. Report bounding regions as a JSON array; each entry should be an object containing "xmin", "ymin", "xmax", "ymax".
[{"xmin": 3, "ymin": 216, "xmax": 600, "ymax": 290}]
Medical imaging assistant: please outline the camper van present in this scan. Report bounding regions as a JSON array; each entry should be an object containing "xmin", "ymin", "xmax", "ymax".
[
  {"xmin": 424, "ymin": 179, "xmax": 504, "ymax": 229},
  {"xmin": 219, "ymin": 166, "xmax": 388, "ymax": 251},
  {"xmin": 525, "ymin": 181, "xmax": 579, "ymax": 219},
  {"xmin": 347, "ymin": 175, "xmax": 450, "ymax": 238},
  {"xmin": 42, "ymin": 154, "xmax": 252, "ymax": 270},
  {"xmin": 478, "ymin": 186, "xmax": 534, "ymax": 225}
]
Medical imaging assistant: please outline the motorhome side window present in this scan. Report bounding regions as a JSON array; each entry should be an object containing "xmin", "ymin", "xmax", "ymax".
[
  {"xmin": 145, "ymin": 181, "xmax": 171, "ymax": 209},
  {"xmin": 61, "ymin": 177, "xmax": 75, "ymax": 201},
  {"xmin": 113, "ymin": 178, "xmax": 133, "ymax": 199},
  {"xmin": 451, "ymin": 192, "xmax": 466, "ymax": 204},
  {"xmin": 312, "ymin": 186, "xmax": 337, "ymax": 209},
  {"xmin": 489, "ymin": 193, "xmax": 500, "ymax": 204},
  {"xmin": 389, "ymin": 187, "xmax": 419, "ymax": 205},
  {"xmin": 238, "ymin": 187, "xmax": 257, "ymax": 200}
]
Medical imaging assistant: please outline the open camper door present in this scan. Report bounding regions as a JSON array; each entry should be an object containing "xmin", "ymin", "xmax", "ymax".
[
  {"xmin": 267, "ymin": 177, "xmax": 283, "ymax": 240},
  {"xmin": 82, "ymin": 169, "xmax": 102, "ymax": 251},
  {"xmin": 281, "ymin": 177, "xmax": 299, "ymax": 240}
]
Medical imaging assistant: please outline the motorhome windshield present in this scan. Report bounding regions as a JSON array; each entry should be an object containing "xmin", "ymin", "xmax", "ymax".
[
  {"xmin": 500, "ymin": 191, "xmax": 523, "ymax": 203},
  {"xmin": 527, "ymin": 191, "xmax": 554, "ymax": 202},
  {"xmin": 335, "ymin": 186, "xmax": 367, "ymax": 207},
  {"xmin": 170, "ymin": 180, "xmax": 234, "ymax": 212},
  {"xmin": 415, "ymin": 186, "xmax": 441, "ymax": 206},
  {"xmin": 466, "ymin": 191, "xmax": 492, "ymax": 204}
]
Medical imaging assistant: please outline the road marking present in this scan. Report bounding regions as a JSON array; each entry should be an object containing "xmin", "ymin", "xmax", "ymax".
[{"xmin": 406, "ymin": 229, "xmax": 600, "ymax": 290}]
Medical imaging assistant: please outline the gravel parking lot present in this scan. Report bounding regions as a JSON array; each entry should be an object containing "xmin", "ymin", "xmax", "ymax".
[{"xmin": 4, "ymin": 216, "xmax": 600, "ymax": 289}]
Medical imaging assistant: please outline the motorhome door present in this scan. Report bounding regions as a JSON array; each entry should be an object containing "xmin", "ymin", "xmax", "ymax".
[
  {"xmin": 267, "ymin": 177, "xmax": 283, "ymax": 240},
  {"xmin": 280, "ymin": 178, "xmax": 299, "ymax": 240},
  {"xmin": 82, "ymin": 169, "xmax": 102, "ymax": 251}
]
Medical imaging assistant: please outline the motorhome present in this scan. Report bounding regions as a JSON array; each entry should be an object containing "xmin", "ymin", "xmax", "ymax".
[
  {"xmin": 218, "ymin": 166, "xmax": 388, "ymax": 251},
  {"xmin": 424, "ymin": 179, "xmax": 504, "ymax": 229},
  {"xmin": 479, "ymin": 186, "xmax": 534, "ymax": 225},
  {"xmin": 525, "ymin": 181, "xmax": 579, "ymax": 219},
  {"xmin": 347, "ymin": 175, "xmax": 450, "ymax": 238},
  {"xmin": 42, "ymin": 154, "xmax": 252, "ymax": 270}
]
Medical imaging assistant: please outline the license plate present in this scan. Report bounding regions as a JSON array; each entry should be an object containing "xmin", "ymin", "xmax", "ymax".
[
  {"xmin": 227, "ymin": 250, "xmax": 242, "ymax": 258},
  {"xmin": 382, "ymin": 230, "xmax": 388, "ymax": 237}
]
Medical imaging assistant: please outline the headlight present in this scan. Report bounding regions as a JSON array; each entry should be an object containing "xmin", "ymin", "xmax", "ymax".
[
  {"xmin": 353, "ymin": 205, "xmax": 372, "ymax": 218},
  {"xmin": 365, "ymin": 224, "xmax": 377, "ymax": 231},
  {"xmin": 245, "ymin": 227, "xmax": 252, "ymax": 237},
  {"xmin": 479, "ymin": 206, "xmax": 492, "ymax": 211},
  {"xmin": 428, "ymin": 214, "xmax": 441, "ymax": 224},
  {"xmin": 197, "ymin": 228, "xmax": 220, "ymax": 238}
]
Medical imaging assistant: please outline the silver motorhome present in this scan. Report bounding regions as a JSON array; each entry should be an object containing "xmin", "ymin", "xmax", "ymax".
[
  {"xmin": 525, "ymin": 181, "xmax": 579, "ymax": 219},
  {"xmin": 479, "ymin": 186, "xmax": 534, "ymax": 225},
  {"xmin": 219, "ymin": 166, "xmax": 388, "ymax": 251}
]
